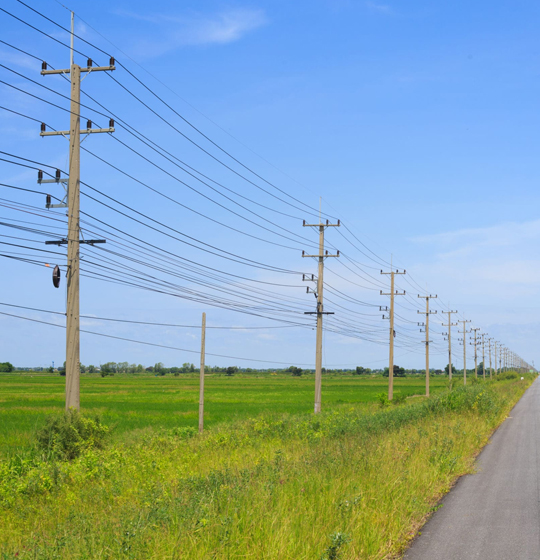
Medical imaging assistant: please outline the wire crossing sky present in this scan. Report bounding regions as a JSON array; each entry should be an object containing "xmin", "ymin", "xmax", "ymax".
[{"xmin": 0, "ymin": 0, "xmax": 538, "ymax": 370}]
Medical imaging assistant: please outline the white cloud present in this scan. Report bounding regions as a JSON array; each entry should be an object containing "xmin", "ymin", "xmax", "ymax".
[
  {"xmin": 365, "ymin": 1, "xmax": 395, "ymax": 15},
  {"xmin": 0, "ymin": 49, "xmax": 38, "ymax": 71},
  {"xmin": 115, "ymin": 8, "xmax": 268, "ymax": 58},
  {"xmin": 410, "ymin": 219, "xmax": 540, "ymax": 306}
]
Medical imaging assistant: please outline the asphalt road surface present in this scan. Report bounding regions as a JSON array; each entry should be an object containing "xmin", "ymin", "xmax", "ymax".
[{"xmin": 404, "ymin": 378, "xmax": 540, "ymax": 560}]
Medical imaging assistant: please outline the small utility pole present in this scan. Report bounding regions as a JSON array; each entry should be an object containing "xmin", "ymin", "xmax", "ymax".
[
  {"xmin": 441, "ymin": 310, "xmax": 458, "ymax": 380},
  {"xmin": 40, "ymin": 31, "xmax": 115, "ymax": 410},
  {"xmin": 198, "ymin": 312, "xmax": 206, "ymax": 433},
  {"xmin": 459, "ymin": 319, "xmax": 471, "ymax": 385},
  {"xmin": 380, "ymin": 268, "xmax": 406, "ymax": 400},
  {"xmin": 488, "ymin": 338, "xmax": 493, "ymax": 379},
  {"xmin": 302, "ymin": 218, "xmax": 340, "ymax": 413},
  {"xmin": 481, "ymin": 333, "xmax": 487, "ymax": 380},
  {"xmin": 418, "ymin": 294, "xmax": 437, "ymax": 397},
  {"xmin": 494, "ymin": 341, "xmax": 499, "ymax": 376},
  {"xmin": 470, "ymin": 328, "xmax": 480, "ymax": 378}
]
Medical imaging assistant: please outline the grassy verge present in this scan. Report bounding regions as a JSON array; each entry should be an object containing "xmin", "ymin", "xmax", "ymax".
[{"xmin": 0, "ymin": 375, "xmax": 534, "ymax": 559}]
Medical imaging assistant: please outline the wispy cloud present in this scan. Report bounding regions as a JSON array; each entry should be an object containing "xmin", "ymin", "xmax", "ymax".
[
  {"xmin": 0, "ymin": 49, "xmax": 38, "ymax": 71},
  {"xmin": 411, "ymin": 220, "xmax": 540, "ymax": 298},
  {"xmin": 115, "ymin": 8, "xmax": 268, "ymax": 58},
  {"xmin": 365, "ymin": 1, "xmax": 395, "ymax": 15}
]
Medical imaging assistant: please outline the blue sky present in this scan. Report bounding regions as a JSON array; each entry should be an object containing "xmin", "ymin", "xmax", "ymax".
[{"xmin": 0, "ymin": 0, "xmax": 538, "ymax": 371}]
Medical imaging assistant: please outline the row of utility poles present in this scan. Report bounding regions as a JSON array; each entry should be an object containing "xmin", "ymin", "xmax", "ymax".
[{"xmin": 38, "ymin": 15, "xmax": 534, "ymax": 416}]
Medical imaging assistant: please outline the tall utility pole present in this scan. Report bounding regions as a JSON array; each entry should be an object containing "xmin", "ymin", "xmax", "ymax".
[
  {"xmin": 458, "ymin": 319, "xmax": 471, "ymax": 385},
  {"xmin": 494, "ymin": 341, "xmax": 499, "ymax": 376},
  {"xmin": 441, "ymin": 310, "xmax": 458, "ymax": 380},
  {"xmin": 488, "ymin": 338, "xmax": 493, "ymax": 380},
  {"xmin": 198, "ymin": 312, "xmax": 206, "ymax": 433},
  {"xmin": 417, "ymin": 294, "xmax": 437, "ymax": 397},
  {"xmin": 380, "ymin": 268, "xmax": 406, "ymax": 400},
  {"xmin": 302, "ymin": 218, "xmax": 340, "ymax": 413},
  {"xmin": 41, "ymin": 32, "xmax": 115, "ymax": 410},
  {"xmin": 470, "ymin": 328, "xmax": 480, "ymax": 378}
]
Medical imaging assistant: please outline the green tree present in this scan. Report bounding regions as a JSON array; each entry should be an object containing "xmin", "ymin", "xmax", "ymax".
[
  {"xmin": 225, "ymin": 366, "xmax": 238, "ymax": 377},
  {"xmin": 288, "ymin": 366, "xmax": 303, "ymax": 377},
  {"xmin": 383, "ymin": 365, "xmax": 406, "ymax": 377},
  {"xmin": 355, "ymin": 366, "xmax": 366, "ymax": 375},
  {"xmin": 0, "ymin": 362, "xmax": 14, "ymax": 372}
]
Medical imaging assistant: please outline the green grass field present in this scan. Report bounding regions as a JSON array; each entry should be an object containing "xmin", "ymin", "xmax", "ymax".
[
  {"xmin": 0, "ymin": 373, "xmax": 447, "ymax": 456},
  {"xmin": 0, "ymin": 374, "xmax": 533, "ymax": 559}
]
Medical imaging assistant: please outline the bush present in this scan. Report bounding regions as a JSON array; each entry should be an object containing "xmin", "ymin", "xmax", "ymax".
[
  {"xmin": 320, "ymin": 532, "xmax": 350, "ymax": 560},
  {"xmin": 496, "ymin": 371, "xmax": 518, "ymax": 381},
  {"xmin": 393, "ymin": 392, "xmax": 407, "ymax": 405},
  {"xmin": 376, "ymin": 392, "xmax": 390, "ymax": 408},
  {"xmin": 35, "ymin": 410, "xmax": 110, "ymax": 461}
]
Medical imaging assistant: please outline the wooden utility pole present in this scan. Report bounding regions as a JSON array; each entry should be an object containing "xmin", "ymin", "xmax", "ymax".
[
  {"xmin": 488, "ymin": 338, "xmax": 493, "ymax": 379},
  {"xmin": 198, "ymin": 312, "xmax": 206, "ymax": 433},
  {"xmin": 494, "ymin": 341, "xmax": 499, "ymax": 376},
  {"xmin": 481, "ymin": 333, "xmax": 487, "ymax": 380},
  {"xmin": 441, "ymin": 310, "xmax": 458, "ymax": 380},
  {"xmin": 417, "ymin": 294, "xmax": 437, "ymax": 397},
  {"xmin": 470, "ymin": 328, "xmax": 480, "ymax": 378},
  {"xmin": 458, "ymin": 319, "xmax": 471, "ymax": 385},
  {"xmin": 302, "ymin": 218, "xmax": 340, "ymax": 413},
  {"xmin": 380, "ymin": 268, "xmax": 406, "ymax": 400},
  {"xmin": 40, "ymin": 38, "xmax": 115, "ymax": 410}
]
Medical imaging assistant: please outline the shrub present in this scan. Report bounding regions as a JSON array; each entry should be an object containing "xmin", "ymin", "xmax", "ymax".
[
  {"xmin": 393, "ymin": 392, "xmax": 406, "ymax": 405},
  {"xmin": 376, "ymin": 392, "xmax": 390, "ymax": 408},
  {"xmin": 496, "ymin": 371, "xmax": 518, "ymax": 381},
  {"xmin": 320, "ymin": 532, "xmax": 350, "ymax": 560},
  {"xmin": 35, "ymin": 410, "xmax": 110, "ymax": 461}
]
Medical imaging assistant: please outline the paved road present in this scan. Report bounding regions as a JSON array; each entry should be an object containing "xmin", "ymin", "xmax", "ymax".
[{"xmin": 404, "ymin": 378, "xmax": 540, "ymax": 560}]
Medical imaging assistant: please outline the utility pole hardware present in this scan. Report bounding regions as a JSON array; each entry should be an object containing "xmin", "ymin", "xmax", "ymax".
[
  {"xmin": 302, "ymin": 218, "xmax": 340, "ymax": 413},
  {"xmin": 380, "ymin": 268, "xmax": 406, "ymax": 400},
  {"xmin": 458, "ymin": 319, "xmax": 471, "ymax": 385},
  {"xmin": 470, "ymin": 328, "xmax": 480, "ymax": 378},
  {"xmin": 441, "ymin": 310, "xmax": 458, "ymax": 380},
  {"xmin": 40, "ymin": 38, "xmax": 115, "ymax": 411},
  {"xmin": 418, "ymin": 294, "xmax": 437, "ymax": 397}
]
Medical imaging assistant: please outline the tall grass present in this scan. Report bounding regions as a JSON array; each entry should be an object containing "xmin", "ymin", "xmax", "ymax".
[{"xmin": 0, "ymin": 375, "xmax": 534, "ymax": 559}]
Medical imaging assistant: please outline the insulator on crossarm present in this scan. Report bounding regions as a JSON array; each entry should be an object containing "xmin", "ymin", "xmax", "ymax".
[
  {"xmin": 41, "ymin": 61, "xmax": 47, "ymax": 71},
  {"xmin": 87, "ymin": 58, "xmax": 93, "ymax": 68},
  {"xmin": 109, "ymin": 118, "xmax": 114, "ymax": 128},
  {"xmin": 38, "ymin": 170, "xmax": 43, "ymax": 182},
  {"xmin": 41, "ymin": 123, "xmax": 46, "ymax": 133},
  {"xmin": 55, "ymin": 169, "xmax": 61, "ymax": 181},
  {"xmin": 46, "ymin": 194, "xmax": 51, "ymax": 206},
  {"xmin": 86, "ymin": 120, "xmax": 92, "ymax": 130},
  {"xmin": 109, "ymin": 57, "xmax": 115, "ymax": 66}
]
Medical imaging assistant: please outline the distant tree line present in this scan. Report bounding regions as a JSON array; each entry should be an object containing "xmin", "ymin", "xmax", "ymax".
[{"xmin": 12, "ymin": 361, "xmax": 488, "ymax": 377}]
